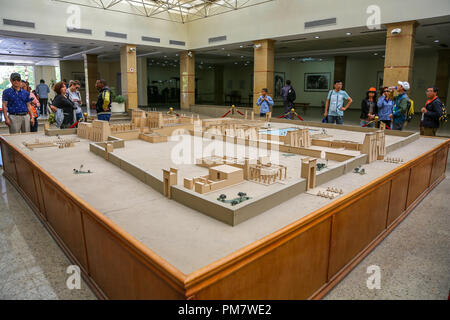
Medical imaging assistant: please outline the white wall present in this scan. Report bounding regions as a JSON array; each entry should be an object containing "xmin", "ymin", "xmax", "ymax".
[
  {"xmin": 2, "ymin": 0, "xmax": 449, "ymax": 50},
  {"xmin": 0, "ymin": 0, "xmax": 187, "ymax": 49},
  {"xmin": 33, "ymin": 65, "xmax": 57, "ymax": 99},
  {"xmin": 187, "ymin": 0, "xmax": 450, "ymax": 49}
]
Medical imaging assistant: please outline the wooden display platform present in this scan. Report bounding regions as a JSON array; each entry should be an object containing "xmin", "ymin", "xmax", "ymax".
[{"xmin": 0, "ymin": 126, "xmax": 448, "ymax": 300}]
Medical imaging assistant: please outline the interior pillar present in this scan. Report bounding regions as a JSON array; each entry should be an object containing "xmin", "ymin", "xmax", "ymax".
[
  {"xmin": 435, "ymin": 49, "xmax": 450, "ymax": 104},
  {"xmin": 180, "ymin": 51, "xmax": 195, "ymax": 110},
  {"xmin": 84, "ymin": 54, "xmax": 98, "ymax": 116},
  {"xmin": 120, "ymin": 44, "xmax": 138, "ymax": 111},
  {"xmin": 383, "ymin": 21, "xmax": 417, "ymax": 88},
  {"xmin": 253, "ymin": 39, "xmax": 274, "ymax": 114},
  {"xmin": 334, "ymin": 56, "xmax": 347, "ymax": 84},
  {"xmin": 214, "ymin": 64, "xmax": 224, "ymax": 105},
  {"xmin": 137, "ymin": 57, "xmax": 148, "ymax": 108}
]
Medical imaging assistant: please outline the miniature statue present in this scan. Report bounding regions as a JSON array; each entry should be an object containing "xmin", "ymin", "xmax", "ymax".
[{"xmin": 73, "ymin": 165, "xmax": 93, "ymax": 174}]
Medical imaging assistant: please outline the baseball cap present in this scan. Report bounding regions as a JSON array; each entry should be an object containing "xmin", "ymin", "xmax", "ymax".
[
  {"xmin": 10, "ymin": 72, "xmax": 21, "ymax": 81},
  {"xmin": 398, "ymin": 81, "xmax": 410, "ymax": 91}
]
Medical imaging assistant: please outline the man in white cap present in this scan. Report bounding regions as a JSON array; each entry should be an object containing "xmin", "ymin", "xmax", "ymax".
[{"xmin": 389, "ymin": 81, "xmax": 410, "ymax": 130}]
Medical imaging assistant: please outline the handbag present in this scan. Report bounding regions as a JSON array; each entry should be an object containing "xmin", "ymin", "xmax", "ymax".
[{"xmin": 55, "ymin": 108, "xmax": 64, "ymax": 128}]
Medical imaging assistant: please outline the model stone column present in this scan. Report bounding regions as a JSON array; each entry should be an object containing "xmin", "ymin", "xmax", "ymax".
[
  {"xmin": 180, "ymin": 51, "xmax": 195, "ymax": 110},
  {"xmin": 435, "ymin": 49, "xmax": 450, "ymax": 105},
  {"xmin": 334, "ymin": 56, "xmax": 347, "ymax": 83},
  {"xmin": 120, "ymin": 44, "xmax": 138, "ymax": 111},
  {"xmin": 253, "ymin": 39, "xmax": 275, "ymax": 114},
  {"xmin": 84, "ymin": 53, "xmax": 98, "ymax": 116},
  {"xmin": 383, "ymin": 21, "xmax": 417, "ymax": 88},
  {"xmin": 137, "ymin": 56, "xmax": 148, "ymax": 108}
]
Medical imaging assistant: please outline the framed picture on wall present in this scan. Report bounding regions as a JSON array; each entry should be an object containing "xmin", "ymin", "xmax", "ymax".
[
  {"xmin": 377, "ymin": 71, "xmax": 384, "ymax": 90},
  {"xmin": 274, "ymin": 72, "xmax": 285, "ymax": 98},
  {"xmin": 72, "ymin": 72, "xmax": 86, "ymax": 89},
  {"xmin": 304, "ymin": 73, "xmax": 331, "ymax": 92}
]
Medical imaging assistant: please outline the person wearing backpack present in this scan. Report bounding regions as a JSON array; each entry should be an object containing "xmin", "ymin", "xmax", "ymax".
[
  {"xmin": 281, "ymin": 80, "xmax": 296, "ymax": 119},
  {"xmin": 420, "ymin": 86, "xmax": 443, "ymax": 136},
  {"xmin": 389, "ymin": 81, "xmax": 410, "ymax": 131}
]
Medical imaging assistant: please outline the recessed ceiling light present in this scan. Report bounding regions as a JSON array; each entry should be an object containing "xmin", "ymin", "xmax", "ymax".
[
  {"xmin": 314, "ymin": 36, "xmax": 320, "ymax": 39},
  {"xmin": 291, "ymin": 58, "xmax": 295, "ymax": 60},
  {"xmin": 434, "ymin": 40, "xmax": 440, "ymax": 43},
  {"xmin": 374, "ymin": 53, "xmax": 379, "ymax": 55},
  {"xmin": 346, "ymin": 32, "xmax": 352, "ymax": 36},
  {"xmin": 240, "ymin": 45, "xmax": 244, "ymax": 48}
]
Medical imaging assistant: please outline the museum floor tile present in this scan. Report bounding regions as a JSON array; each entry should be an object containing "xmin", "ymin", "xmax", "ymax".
[
  {"xmin": 324, "ymin": 162, "xmax": 450, "ymax": 300},
  {"xmin": 0, "ymin": 173, "xmax": 96, "ymax": 300}
]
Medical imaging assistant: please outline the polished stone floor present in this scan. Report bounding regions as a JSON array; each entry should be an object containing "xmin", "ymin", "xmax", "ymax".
[
  {"xmin": 324, "ymin": 163, "xmax": 450, "ymax": 300},
  {"xmin": 0, "ymin": 172, "xmax": 96, "ymax": 300}
]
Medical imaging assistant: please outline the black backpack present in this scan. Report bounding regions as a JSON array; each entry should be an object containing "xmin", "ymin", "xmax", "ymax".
[{"xmin": 287, "ymin": 87, "xmax": 296, "ymax": 102}]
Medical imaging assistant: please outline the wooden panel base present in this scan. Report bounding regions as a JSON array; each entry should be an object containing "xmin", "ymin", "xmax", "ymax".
[{"xmin": 0, "ymin": 135, "xmax": 448, "ymax": 300}]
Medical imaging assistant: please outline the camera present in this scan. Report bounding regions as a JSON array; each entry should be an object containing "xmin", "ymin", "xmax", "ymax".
[{"xmin": 391, "ymin": 28, "xmax": 402, "ymax": 35}]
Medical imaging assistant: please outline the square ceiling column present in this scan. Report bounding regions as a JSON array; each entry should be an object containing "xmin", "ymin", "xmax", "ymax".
[
  {"xmin": 120, "ymin": 44, "xmax": 138, "ymax": 111},
  {"xmin": 180, "ymin": 51, "xmax": 195, "ymax": 110},
  {"xmin": 253, "ymin": 39, "xmax": 275, "ymax": 114},
  {"xmin": 383, "ymin": 21, "xmax": 417, "ymax": 88}
]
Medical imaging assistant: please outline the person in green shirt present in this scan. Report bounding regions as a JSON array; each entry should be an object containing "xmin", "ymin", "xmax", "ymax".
[
  {"xmin": 388, "ymin": 81, "xmax": 410, "ymax": 131},
  {"xmin": 324, "ymin": 80, "xmax": 353, "ymax": 125}
]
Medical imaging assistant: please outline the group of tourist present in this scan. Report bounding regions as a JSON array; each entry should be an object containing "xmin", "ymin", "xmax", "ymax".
[
  {"xmin": 1, "ymin": 72, "xmax": 112, "ymax": 134},
  {"xmin": 1, "ymin": 70, "xmax": 445, "ymax": 137},
  {"xmin": 255, "ymin": 79, "xmax": 445, "ymax": 136}
]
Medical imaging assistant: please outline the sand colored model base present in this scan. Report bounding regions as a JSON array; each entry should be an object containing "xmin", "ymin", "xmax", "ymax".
[
  {"xmin": 13, "ymin": 114, "xmax": 420, "ymax": 227},
  {"xmin": 80, "ymin": 117, "xmax": 417, "ymax": 226}
]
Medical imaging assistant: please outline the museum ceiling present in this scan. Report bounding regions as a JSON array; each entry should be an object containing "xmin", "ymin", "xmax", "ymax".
[{"xmin": 52, "ymin": 0, "xmax": 275, "ymax": 23}]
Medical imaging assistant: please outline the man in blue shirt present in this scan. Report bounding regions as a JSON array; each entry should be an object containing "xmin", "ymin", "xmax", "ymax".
[
  {"xmin": 324, "ymin": 80, "xmax": 353, "ymax": 125},
  {"xmin": 36, "ymin": 79, "xmax": 50, "ymax": 116},
  {"xmin": 2, "ymin": 73, "xmax": 35, "ymax": 134},
  {"xmin": 256, "ymin": 88, "xmax": 274, "ymax": 118}
]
